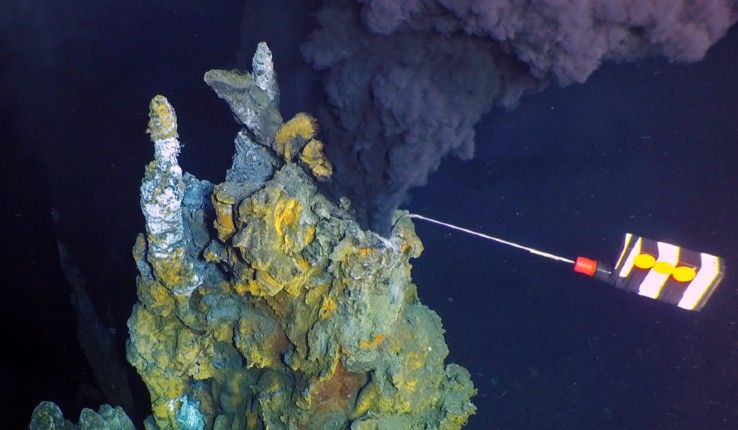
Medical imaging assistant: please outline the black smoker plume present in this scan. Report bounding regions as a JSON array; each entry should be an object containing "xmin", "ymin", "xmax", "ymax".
[{"xmin": 302, "ymin": 0, "xmax": 737, "ymax": 235}]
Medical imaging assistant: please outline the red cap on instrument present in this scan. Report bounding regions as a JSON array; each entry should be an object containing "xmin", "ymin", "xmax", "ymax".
[{"xmin": 574, "ymin": 256, "xmax": 598, "ymax": 277}]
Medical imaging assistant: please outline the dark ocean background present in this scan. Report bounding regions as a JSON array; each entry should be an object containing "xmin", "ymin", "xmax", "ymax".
[{"xmin": 1, "ymin": 1, "xmax": 737, "ymax": 429}]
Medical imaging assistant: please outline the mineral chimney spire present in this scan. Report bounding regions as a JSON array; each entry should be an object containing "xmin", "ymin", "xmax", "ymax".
[
  {"xmin": 139, "ymin": 95, "xmax": 199, "ymax": 295},
  {"xmin": 252, "ymin": 41, "xmax": 279, "ymax": 103}
]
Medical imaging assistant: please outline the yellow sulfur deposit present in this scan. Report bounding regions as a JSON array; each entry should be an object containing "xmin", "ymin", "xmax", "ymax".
[
  {"xmin": 300, "ymin": 139, "xmax": 333, "ymax": 182},
  {"xmin": 146, "ymin": 95, "xmax": 178, "ymax": 141},
  {"xmin": 212, "ymin": 186, "xmax": 237, "ymax": 241},
  {"xmin": 274, "ymin": 112, "xmax": 318, "ymax": 161}
]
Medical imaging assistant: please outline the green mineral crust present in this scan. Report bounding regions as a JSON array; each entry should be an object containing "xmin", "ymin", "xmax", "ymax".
[
  {"xmin": 29, "ymin": 401, "xmax": 135, "ymax": 430},
  {"xmin": 32, "ymin": 42, "xmax": 476, "ymax": 430}
]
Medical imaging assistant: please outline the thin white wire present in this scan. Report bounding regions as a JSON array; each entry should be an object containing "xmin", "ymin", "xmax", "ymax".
[{"xmin": 408, "ymin": 213, "xmax": 575, "ymax": 264}]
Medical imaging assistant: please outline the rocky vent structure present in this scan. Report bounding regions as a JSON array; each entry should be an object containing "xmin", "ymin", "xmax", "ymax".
[{"xmin": 30, "ymin": 43, "xmax": 476, "ymax": 430}]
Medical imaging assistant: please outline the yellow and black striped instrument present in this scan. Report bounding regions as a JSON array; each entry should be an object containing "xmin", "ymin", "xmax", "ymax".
[
  {"xmin": 408, "ymin": 214, "xmax": 725, "ymax": 312},
  {"xmin": 574, "ymin": 234, "xmax": 724, "ymax": 311}
]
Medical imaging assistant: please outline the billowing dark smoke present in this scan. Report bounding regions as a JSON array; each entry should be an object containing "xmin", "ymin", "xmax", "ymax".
[{"xmin": 303, "ymin": 0, "xmax": 737, "ymax": 234}]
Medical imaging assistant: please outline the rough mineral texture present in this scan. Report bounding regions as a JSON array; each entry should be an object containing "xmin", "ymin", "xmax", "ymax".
[
  {"xmin": 127, "ymin": 42, "xmax": 475, "ymax": 430},
  {"xmin": 29, "ymin": 401, "xmax": 135, "ymax": 430},
  {"xmin": 128, "ymin": 42, "xmax": 475, "ymax": 430},
  {"xmin": 30, "ymin": 42, "xmax": 475, "ymax": 430}
]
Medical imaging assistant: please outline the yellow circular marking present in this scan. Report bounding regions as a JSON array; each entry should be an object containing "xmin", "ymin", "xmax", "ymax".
[
  {"xmin": 673, "ymin": 266, "xmax": 697, "ymax": 282},
  {"xmin": 653, "ymin": 261, "xmax": 674, "ymax": 275},
  {"xmin": 634, "ymin": 253, "xmax": 656, "ymax": 269}
]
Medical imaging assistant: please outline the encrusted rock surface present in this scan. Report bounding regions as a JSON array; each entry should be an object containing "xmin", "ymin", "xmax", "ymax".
[
  {"xmin": 30, "ymin": 43, "xmax": 476, "ymax": 430},
  {"xmin": 29, "ymin": 401, "xmax": 135, "ymax": 430}
]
